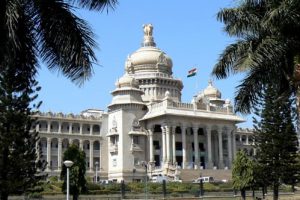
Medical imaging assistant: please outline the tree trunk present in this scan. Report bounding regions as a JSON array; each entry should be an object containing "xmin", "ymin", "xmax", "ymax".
[
  {"xmin": 273, "ymin": 184, "xmax": 279, "ymax": 200},
  {"xmin": 241, "ymin": 189, "xmax": 246, "ymax": 200},
  {"xmin": 73, "ymin": 194, "xmax": 78, "ymax": 200}
]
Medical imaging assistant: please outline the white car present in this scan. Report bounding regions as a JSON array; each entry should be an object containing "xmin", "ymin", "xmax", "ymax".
[{"xmin": 192, "ymin": 176, "xmax": 214, "ymax": 183}]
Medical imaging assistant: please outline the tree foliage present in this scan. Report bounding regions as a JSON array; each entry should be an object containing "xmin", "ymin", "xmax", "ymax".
[
  {"xmin": 0, "ymin": 0, "xmax": 118, "ymax": 86},
  {"xmin": 212, "ymin": 0, "xmax": 300, "ymax": 113},
  {"xmin": 253, "ymin": 84, "xmax": 299, "ymax": 200},
  {"xmin": 232, "ymin": 150, "xmax": 254, "ymax": 200},
  {"xmin": 60, "ymin": 144, "xmax": 87, "ymax": 200},
  {"xmin": 0, "ymin": 0, "xmax": 117, "ymax": 198},
  {"xmin": 0, "ymin": 54, "xmax": 46, "ymax": 199}
]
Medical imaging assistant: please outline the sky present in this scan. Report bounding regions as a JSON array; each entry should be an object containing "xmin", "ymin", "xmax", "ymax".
[{"xmin": 36, "ymin": 0, "xmax": 252, "ymax": 128}]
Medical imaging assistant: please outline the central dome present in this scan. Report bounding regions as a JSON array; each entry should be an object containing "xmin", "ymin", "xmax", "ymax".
[{"xmin": 125, "ymin": 24, "xmax": 173, "ymax": 75}]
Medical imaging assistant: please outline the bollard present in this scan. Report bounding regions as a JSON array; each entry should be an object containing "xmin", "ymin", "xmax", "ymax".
[
  {"xmin": 199, "ymin": 179, "xmax": 204, "ymax": 197},
  {"xmin": 120, "ymin": 180, "xmax": 125, "ymax": 199},
  {"xmin": 162, "ymin": 180, "xmax": 166, "ymax": 199}
]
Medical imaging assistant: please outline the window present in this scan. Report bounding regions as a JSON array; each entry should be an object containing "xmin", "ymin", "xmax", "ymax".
[
  {"xmin": 175, "ymin": 142, "xmax": 182, "ymax": 150},
  {"xmin": 154, "ymin": 125, "xmax": 162, "ymax": 133},
  {"xmin": 153, "ymin": 141, "xmax": 160, "ymax": 150},
  {"xmin": 199, "ymin": 143, "xmax": 205, "ymax": 151},
  {"xmin": 133, "ymin": 136, "xmax": 139, "ymax": 144},
  {"xmin": 134, "ymin": 157, "xmax": 139, "ymax": 165},
  {"xmin": 175, "ymin": 127, "xmax": 181, "ymax": 134},
  {"xmin": 198, "ymin": 128, "xmax": 204, "ymax": 135}
]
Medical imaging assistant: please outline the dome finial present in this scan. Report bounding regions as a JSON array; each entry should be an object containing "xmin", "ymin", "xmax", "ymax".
[
  {"xmin": 208, "ymin": 79, "xmax": 213, "ymax": 86},
  {"xmin": 142, "ymin": 24, "xmax": 156, "ymax": 47}
]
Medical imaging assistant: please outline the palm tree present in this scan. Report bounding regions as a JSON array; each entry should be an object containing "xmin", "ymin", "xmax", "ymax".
[
  {"xmin": 212, "ymin": 0, "xmax": 300, "ymax": 114},
  {"xmin": 0, "ymin": 0, "xmax": 118, "ymax": 86}
]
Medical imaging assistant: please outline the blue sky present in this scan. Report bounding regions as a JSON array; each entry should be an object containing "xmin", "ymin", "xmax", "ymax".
[{"xmin": 36, "ymin": 0, "xmax": 252, "ymax": 128}]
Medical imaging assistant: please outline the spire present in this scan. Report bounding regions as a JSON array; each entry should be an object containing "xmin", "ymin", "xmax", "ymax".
[{"xmin": 142, "ymin": 24, "xmax": 156, "ymax": 47}]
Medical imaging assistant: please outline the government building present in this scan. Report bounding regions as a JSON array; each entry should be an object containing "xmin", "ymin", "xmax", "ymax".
[{"xmin": 34, "ymin": 24, "xmax": 254, "ymax": 182}]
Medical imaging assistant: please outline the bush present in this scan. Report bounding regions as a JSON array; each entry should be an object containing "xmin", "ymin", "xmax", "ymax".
[{"xmin": 48, "ymin": 176, "xmax": 58, "ymax": 183}]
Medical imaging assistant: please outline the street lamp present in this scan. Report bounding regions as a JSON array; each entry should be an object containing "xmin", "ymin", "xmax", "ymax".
[
  {"xmin": 140, "ymin": 161, "xmax": 148, "ymax": 200},
  {"xmin": 64, "ymin": 160, "xmax": 74, "ymax": 200},
  {"xmin": 95, "ymin": 161, "xmax": 99, "ymax": 183}
]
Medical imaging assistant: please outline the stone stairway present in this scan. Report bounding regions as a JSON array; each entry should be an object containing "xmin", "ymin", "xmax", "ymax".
[{"xmin": 179, "ymin": 169, "xmax": 232, "ymax": 183}]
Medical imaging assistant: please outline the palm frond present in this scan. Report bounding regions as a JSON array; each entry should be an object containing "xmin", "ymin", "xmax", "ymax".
[
  {"xmin": 217, "ymin": 0, "xmax": 267, "ymax": 38},
  {"xmin": 69, "ymin": 0, "xmax": 118, "ymax": 11},
  {"xmin": 35, "ymin": 0, "xmax": 96, "ymax": 86},
  {"xmin": 264, "ymin": 0, "xmax": 300, "ymax": 32},
  {"xmin": 212, "ymin": 38, "xmax": 258, "ymax": 79}
]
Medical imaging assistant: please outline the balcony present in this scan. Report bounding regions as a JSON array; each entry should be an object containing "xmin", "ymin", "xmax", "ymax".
[
  {"xmin": 130, "ymin": 144, "xmax": 143, "ymax": 152},
  {"xmin": 109, "ymin": 144, "xmax": 118, "ymax": 153}
]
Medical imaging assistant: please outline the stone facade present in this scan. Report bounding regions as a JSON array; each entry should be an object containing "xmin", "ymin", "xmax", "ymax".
[{"xmin": 34, "ymin": 24, "xmax": 254, "ymax": 182}]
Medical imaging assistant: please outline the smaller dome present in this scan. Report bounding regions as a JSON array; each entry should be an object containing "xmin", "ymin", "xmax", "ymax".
[
  {"xmin": 203, "ymin": 80, "xmax": 221, "ymax": 99},
  {"xmin": 225, "ymin": 99, "xmax": 231, "ymax": 104},
  {"xmin": 115, "ymin": 74, "xmax": 139, "ymax": 88}
]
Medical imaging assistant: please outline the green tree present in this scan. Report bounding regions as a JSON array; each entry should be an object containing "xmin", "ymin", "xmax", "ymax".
[
  {"xmin": 253, "ymin": 84, "xmax": 299, "ymax": 200},
  {"xmin": 0, "ymin": 50, "xmax": 46, "ymax": 199},
  {"xmin": 212, "ymin": 0, "xmax": 300, "ymax": 114},
  {"xmin": 0, "ymin": 1, "xmax": 117, "ymax": 199},
  {"xmin": 232, "ymin": 150, "xmax": 254, "ymax": 200},
  {"xmin": 60, "ymin": 144, "xmax": 87, "ymax": 200}
]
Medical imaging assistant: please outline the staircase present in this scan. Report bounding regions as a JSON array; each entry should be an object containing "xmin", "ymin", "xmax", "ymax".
[{"xmin": 179, "ymin": 169, "xmax": 232, "ymax": 183}]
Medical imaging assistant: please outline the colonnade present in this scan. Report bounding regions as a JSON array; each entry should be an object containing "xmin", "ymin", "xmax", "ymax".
[
  {"xmin": 39, "ymin": 137, "xmax": 101, "ymax": 172},
  {"xmin": 148, "ymin": 124, "xmax": 236, "ymax": 169},
  {"xmin": 36, "ymin": 120, "xmax": 101, "ymax": 135}
]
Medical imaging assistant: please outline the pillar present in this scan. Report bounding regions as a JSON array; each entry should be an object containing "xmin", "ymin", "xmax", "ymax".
[
  {"xmin": 165, "ymin": 126, "xmax": 171, "ymax": 163},
  {"xmin": 36, "ymin": 123, "xmax": 40, "ymax": 132},
  {"xmin": 47, "ymin": 121, "xmax": 51, "ymax": 133},
  {"xmin": 193, "ymin": 126, "xmax": 199, "ymax": 169},
  {"xmin": 69, "ymin": 122, "xmax": 72, "ymax": 134},
  {"xmin": 80, "ymin": 123, "xmax": 83, "ymax": 135},
  {"xmin": 90, "ymin": 141, "xmax": 94, "ymax": 171},
  {"xmin": 148, "ymin": 129, "xmax": 154, "ymax": 162},
  {"xmin": 58, "ymin": 122, "xmax": 62, "ymax": 133},
  {"xmin": 161, "ymin": 126, "xmax": 166, "ymax": 163},
  {"xmin": 79, "ymin": 139, "xmax": 83, "ymax": 150},
  {"xmin": 218, "ymin": 128, "xmax": 224, "ymax": 169},
  {"xmin": 206, "ymin": 127, "xmax": 213, "ymax": 168},
  {"xmin": 47, "ymin": 137, "xmax": 51, "ymax": 171},
  {"xmin": 227, "ymin": 130, "xmax": 232, "ymax": 168},
  {"xmin": 232, "ymin": 131, "xmax": 237, "ymax": 159},
  {"xmin": 172, "ymin": 126, "xmax": 176, "ymax": 164},
  {"xmin": 90, "ymin": 124, "xmax": 93, "ymax": 135},
  {"xmin": 181, "ymin": 126, "xmax": 187, "ymax": 169},
  {"xmin": 58, "ymin": 138, "xmax": 62, "ymax": 170}
]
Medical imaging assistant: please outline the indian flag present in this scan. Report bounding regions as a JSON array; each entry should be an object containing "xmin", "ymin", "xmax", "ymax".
[{"xmin": 187, "ymin": 68, "xmax": 197, "ymax": 77}]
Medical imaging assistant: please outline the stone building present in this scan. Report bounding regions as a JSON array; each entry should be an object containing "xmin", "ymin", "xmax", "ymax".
[{"xmin": 34, "ymin": 24, "xmax": 253, "ymax": 182}]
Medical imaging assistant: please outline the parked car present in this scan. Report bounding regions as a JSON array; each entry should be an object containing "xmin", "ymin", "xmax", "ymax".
[
  {"xmin": 192, "ymin": 176, "xmax": 214, "ymax": 183},
  {"xmin": 99, "ymin": 180, "xmax": 113, "ymax": 185},
  {"xmin": 150, "ymin": 174, "xmax": 167, "ymax": 183}
]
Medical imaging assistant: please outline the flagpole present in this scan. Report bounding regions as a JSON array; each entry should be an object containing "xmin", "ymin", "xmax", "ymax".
[{"xmin": 195, "ymin": 66, "xmax": 198, "ymax": 93}]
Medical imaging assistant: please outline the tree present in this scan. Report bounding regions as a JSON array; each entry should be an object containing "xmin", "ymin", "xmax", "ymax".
[
  {"xmin": 212, "ymin": 0, "xmax": 300, "ymax": 114},
  {"xmin": 0, "ymin": 50, "xmax": 46, "ymax": 199},
  {"xmin": 0, "ymin": 1, "xmax": 117, "ymax": 199},
  {"xmin": 60, "ymin": 144, "xmax": 87, "ymax": 200},
  {"xmin": 232, "ymin": 150, "xmax": 254, "ymax": 200},
  {"xmin": 253, "ymin": 84, "xmax": 299, "ymax": 200}
]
